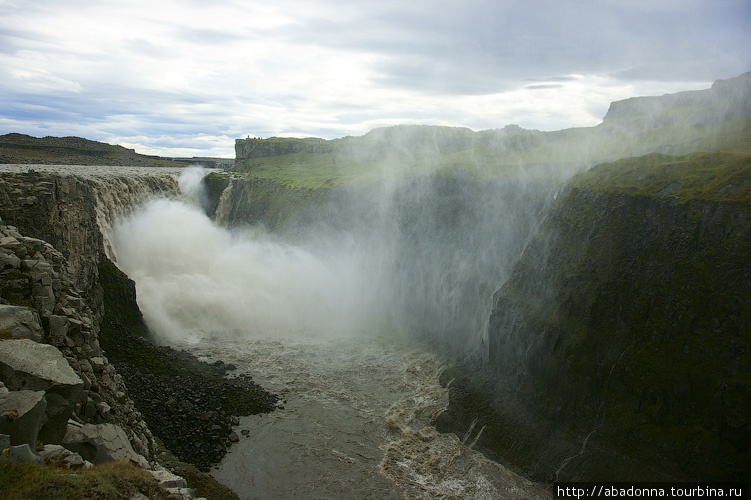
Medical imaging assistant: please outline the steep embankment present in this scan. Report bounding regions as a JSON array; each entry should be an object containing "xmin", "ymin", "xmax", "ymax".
[
  {"xmin": 438, "ymin": 152, "xmax": 751, "ymax": 481},
  {"xmin": 0, "ymin": 168, "xmax": 277, "ymax": 498},
  {"xmin": 206, "ymin": 172, "xmax": 331, "ymax": 233},
  {"xmin": 0, "ymin": 169, "xmax": 179, "ymax": 464}
]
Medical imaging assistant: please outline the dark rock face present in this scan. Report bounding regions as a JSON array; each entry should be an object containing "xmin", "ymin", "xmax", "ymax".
[
  {"xmin": 448, "ymin": 155, "xmax": 751, "ymax": 481},
  {"xmin": 200, "ymin": 172, "xmax": 231, "ymax": 219},
  {"xmin": 98, "ymin": 257, "xmax": 278, "ymax": 470},
  {"xmin": 0, "ymin": 169, "xmax": 277, "ymax": 477}
]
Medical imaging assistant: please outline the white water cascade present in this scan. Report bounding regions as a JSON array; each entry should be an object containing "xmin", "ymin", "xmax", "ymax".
[{"xmin": 111, "ymin": 168, "xmax": 551, "ymax": 500}]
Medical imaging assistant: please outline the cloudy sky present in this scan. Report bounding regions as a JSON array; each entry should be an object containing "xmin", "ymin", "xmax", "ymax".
[{"xmin": 1, "ymin": 0, "xmax": 749, "ymax": 157}]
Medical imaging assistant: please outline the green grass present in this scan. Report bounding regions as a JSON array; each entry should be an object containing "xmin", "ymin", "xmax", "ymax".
[
  {"xmin": 568, "ymin": 152, "xmax": 751, "ymax": 203},
  {"xmin": 0, "ymin": 460, "xmax": 173, "ymax": 500}
]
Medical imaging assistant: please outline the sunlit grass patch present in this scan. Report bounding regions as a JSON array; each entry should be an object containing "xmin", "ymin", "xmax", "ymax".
[
  {"xmin": 568, "ymin": 152, "xmax": 751, "ymax": 203},
  {"xmin": 0, "ymin": 460, "xmax": 172, "ymax": 500}
]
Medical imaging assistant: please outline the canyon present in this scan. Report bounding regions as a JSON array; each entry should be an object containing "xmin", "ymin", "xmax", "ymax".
[{"xmin": 0, "ymin": 72, "xmax": 749, "ymax": 498}]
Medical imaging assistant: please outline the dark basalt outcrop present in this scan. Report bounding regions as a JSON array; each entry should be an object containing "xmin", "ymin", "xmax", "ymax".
[
  {"xmin": 98, "ymin": 258, "xmax": 278, "ymax": 470},
  {"xmin": 439, "ymin": 152, "xmax": 751, "ymax": 481},
  {"xmin": 0, "ymin": 168, "xmax": 278, "ymax": 497}
]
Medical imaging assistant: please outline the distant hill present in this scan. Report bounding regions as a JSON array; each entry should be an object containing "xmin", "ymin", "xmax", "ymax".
[
  {"xmin": 234, "ymin": 72, "xmax": 751, "ymax": 187},
  {"xmin": 0, "ymin": 133, "xmax": 188, "ymax": 167}
]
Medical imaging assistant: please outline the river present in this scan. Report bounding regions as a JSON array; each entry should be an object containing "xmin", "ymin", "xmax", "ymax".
[{"xmin": 170, "ymin": 330, "xmax": 550, "ymax": 500}]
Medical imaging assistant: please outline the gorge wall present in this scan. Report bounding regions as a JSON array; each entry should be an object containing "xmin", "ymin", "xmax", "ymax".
[
  {"xmin": 437, "ymin": 152, "xmax": 751, "ymax": 482},
  {"xmin": 0, "ymin": 167, "xmax": 278, "ymax": 494},
  {"xmin": 0, "ymin": 168, "xmax": 180, "ymax": 463}
]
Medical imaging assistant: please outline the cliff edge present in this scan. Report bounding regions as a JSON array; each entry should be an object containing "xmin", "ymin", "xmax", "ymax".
[{"xmin": 439, "ymin": 152, "xmax": 751, "ymax": 481}]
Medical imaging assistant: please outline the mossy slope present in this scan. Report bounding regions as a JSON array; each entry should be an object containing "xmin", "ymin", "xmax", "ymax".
[{"xmin": 469, "ymin": 152, "xmax": 751, "ymax": 481}]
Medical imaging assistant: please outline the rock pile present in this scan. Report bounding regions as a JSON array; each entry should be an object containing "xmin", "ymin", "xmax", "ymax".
[
  {"xmin": 0, "ymin": 218, "xmax": 157, "ymax": 458},
  {"xmin": 0, "ymin": 217, "xmax": 212, "ymax": 499},
  {"xmin": 115, "ymin": 359, "xmax": 276, "ymax": 469}
]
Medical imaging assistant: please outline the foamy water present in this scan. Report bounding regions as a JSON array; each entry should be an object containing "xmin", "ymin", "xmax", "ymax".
[{"xmin": 172, "ymin": 332, "xmax": 550, "ymax": 500}]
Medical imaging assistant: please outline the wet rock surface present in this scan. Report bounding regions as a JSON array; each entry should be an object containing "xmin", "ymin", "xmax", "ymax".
[
  {"xmin": 115, "ymin": 357, "xmax": 277, "ymax": 470},
  {"xmin": 474, "ymin": 155, "xmax": 751, "ymax": 481},
  {"xmin": 98, "ymin": 257, "xmax": 278, "ymax": 470}
]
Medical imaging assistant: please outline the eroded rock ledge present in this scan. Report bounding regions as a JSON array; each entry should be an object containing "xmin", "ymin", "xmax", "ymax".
[
  {"xmin": 0, "ymin": 169, "xmax": 277, "ymax": 499},
  {"xmin": 0, "ymin": 220, "xmax": 157, "ymax": 459}
]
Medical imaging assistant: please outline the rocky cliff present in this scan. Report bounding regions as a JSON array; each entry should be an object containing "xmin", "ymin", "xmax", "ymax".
[
  {"xmin": 438, "ymin": 152, "xmax": 751, "ymax": 481},
  {"xmin": 235, "ymin": 136, "xmax": 336, "ymax": 162},
  {"xmin": 0, "ymin": 168, "xmax": 180, "ymax": 302},
  {"xmin": 207, "ymin": 172, "xmax": 331, "ymax": 232},
  {"xmin": 0, "ymin": 167, "xmax": 270, "ymax": 499},
  {"xmin": 0, "ymin": 169, "xmax": 179, "ymax": 460}
]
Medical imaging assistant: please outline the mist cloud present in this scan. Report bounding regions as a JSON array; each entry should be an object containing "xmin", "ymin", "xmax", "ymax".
[{"xmin": 112, "ymin": 197, "xmax": 376, "ymax": 343}]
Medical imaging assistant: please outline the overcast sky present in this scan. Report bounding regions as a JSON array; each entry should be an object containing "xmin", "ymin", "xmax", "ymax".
[{"xmin": 1, "ymin": 0, "xmax": 749, "ymax": 157}]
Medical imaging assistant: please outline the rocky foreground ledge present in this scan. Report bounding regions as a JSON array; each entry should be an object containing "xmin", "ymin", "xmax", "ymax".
[
  {"xmin": 0, "ymin": 218, "xmax": 196, "ymax": 497},
  {"xmin": 0, "ymin": 169, "xmax": 277, "ymax": 499}
]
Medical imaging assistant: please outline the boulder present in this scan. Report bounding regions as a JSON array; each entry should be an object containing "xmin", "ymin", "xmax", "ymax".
[
  {"xmin": 0, "ymin": 339, "xmax": 83, "ymax": 443},
  {"xmin": 0, "ymin": 434, "xmax": 43, "ymax": 463},
  {"xmin": 0, "ymin": 389, "xmax": 47, "ymax": 447},
  {"xmin": 0, "ymin": 305, "xmax": 44, "ymax": 342},
  {"xmin": 0, "ymin": 247, "xmax": 21, "ymax": 269},
  {"xmin": 46, "ymin": 315, "xmax": 70, "ymax": 346},
  {"xmin": 0, "ymin": 235, "xmax": 24, "ymax": 254},
  {"xmin": 149, "ymin": 468, "xmax": 188, "ymax": 489},
  {"xmin": 63, "ymin": 423, "xmax": 147, "ymax": 466},
  {"xmin": 38, "ymin": 443, "xmax": 91, "ymax": 469}
]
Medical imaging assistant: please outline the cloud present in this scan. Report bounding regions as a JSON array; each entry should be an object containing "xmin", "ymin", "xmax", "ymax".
[{"xmin": 0, "ymin": 0, "xmax": 749, "ymax": 156}]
